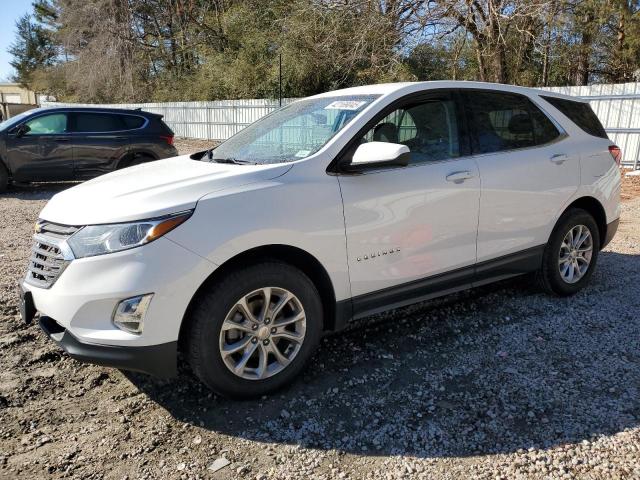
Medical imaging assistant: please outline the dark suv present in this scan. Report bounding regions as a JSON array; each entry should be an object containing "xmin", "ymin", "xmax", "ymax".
[{"xmin": 0, "ymin": 107, "xmax": 178, "ymax": 192}]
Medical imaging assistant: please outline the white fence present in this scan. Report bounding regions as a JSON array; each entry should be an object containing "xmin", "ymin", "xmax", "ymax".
[
  {"xmin": 44, "ymin": 81, "xmax": 640, "ymax": 168},
  {"xmin": 43, "ymin": 98, "xmax": 298, "ymax": 141}
]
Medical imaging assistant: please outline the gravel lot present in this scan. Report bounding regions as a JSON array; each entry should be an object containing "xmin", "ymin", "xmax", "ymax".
[{"xmin": 1, "ymin": 143, "xmax": 639, "ymax": 479}]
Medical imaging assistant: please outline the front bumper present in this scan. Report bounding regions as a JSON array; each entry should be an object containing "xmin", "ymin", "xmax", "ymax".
[
  {"xmin": 22, "ymin": 235, "xmax": 216, "ymax": 377},
  {"xmin": 39, "ymin": 316, "xmax": 177, "ymax": 377}
]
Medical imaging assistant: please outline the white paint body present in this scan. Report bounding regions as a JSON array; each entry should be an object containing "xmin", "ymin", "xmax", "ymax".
[{"xmin": 23, "ymin": 81, "xmax": 621, "ymax": 351}]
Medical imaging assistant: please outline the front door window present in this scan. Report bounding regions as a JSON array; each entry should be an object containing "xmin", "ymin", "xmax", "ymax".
[
  {"xmin": 361, "ymin": 99, "xmax": 461, "ymax": 164},
  {"xmin": 25, "ymin": 114, "xmax": 68, "ymax": 135}
]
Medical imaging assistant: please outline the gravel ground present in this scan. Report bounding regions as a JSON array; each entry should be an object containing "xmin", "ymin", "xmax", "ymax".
[{"xmin": 1, "ymin": 143, "xmax": 639, "ymax": 479}]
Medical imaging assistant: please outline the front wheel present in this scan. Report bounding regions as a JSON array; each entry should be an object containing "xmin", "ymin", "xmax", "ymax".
[
  {"xmin": 186, "ymin": 262, "xmax": 323, "ymax": 398},
  {"xmin": 538, "ymin": 208, "xmax": 600, "ymax": 296}
]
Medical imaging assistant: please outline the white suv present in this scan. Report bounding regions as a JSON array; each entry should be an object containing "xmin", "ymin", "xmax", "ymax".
[{"xmin": 19, "ymin": 82, "xmax": 621, "ymax": 398}]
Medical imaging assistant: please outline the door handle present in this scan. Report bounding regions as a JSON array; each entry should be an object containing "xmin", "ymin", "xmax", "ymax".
[
  {"xmin": 446, "ymin": 171, "xmax": 475, "ymax": 183},
  {"xmin": 550, "ymin": 153, "xmax": 568, "ymax": 164}
]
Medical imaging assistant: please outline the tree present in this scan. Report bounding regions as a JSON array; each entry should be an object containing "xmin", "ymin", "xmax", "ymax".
[
  {"xmin": 8, "ymin": 0, "xmax": 640, "ymax": 102},
  {"xmin": 8, "ymin": 13, "xmax": 57, "ymax": 88}
]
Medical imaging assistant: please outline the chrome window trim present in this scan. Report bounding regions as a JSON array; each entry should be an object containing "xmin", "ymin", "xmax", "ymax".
[
  {"xmin": 467, "ymin": 132, "xmax": 570, "ymax": 160},
  {"xmin": 21, "ymin": 112, "xmax": 69, "ymax": 136},
  {"xmin": 340, "ymin": 128, "xmax": 570, "ymax": 175},
  {"xmin": 69, "ymin": 111, "xmax": 150, "ymax": 134},
  {"xmin": 11, "ymin": 110, "xmax": 150, "ymax": 136}
]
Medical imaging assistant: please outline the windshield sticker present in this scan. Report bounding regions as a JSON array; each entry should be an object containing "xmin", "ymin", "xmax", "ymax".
[
  {"xmin": 295, "ymin": 150, "xmax": 311, "ymax": 158},
  {"xmin": 324, "ymin": 100, "xmax": 367, "ymax": 111}
]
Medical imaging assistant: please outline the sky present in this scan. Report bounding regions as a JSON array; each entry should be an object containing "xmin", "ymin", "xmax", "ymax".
[{"xmin": 0, "ymin": 0, "xmax": 35, "ymax": 81}]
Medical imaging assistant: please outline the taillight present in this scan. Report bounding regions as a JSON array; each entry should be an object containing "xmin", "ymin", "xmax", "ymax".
[
  {"xmin": 608, "ymin": 145, "xmax": 622, "ymax": 166},
  {"xmin": 160, "ymin": 135, "xmax": 174, "ymax": 146}
]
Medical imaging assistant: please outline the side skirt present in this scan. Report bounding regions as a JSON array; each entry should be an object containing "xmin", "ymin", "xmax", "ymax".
[{"xmin": 333, "ymin": 245, "xmax": 544, "ymax": 329}]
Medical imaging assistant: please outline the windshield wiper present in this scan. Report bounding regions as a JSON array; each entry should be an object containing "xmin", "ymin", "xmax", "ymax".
[{"xmin": 211, "ymin": 157, "xmax": 256, "ymax": 165}]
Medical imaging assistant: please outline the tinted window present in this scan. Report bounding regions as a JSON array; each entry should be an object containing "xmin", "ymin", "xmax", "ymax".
[
  {"xmin": 72, "ymin": 113, "xmax": 125, "ymax": 133},
  {"xmin": 541, "ymin": 95, "xmax": 608, "ymax": 139},
  {"xmin": 361, "ymin": 98, "xmax": 461, "ymax": 164},
  {"xmin": 25, "ymin": 113, "xmax": 67, "ymax": 135},
  {"xmin": 121, "ymin": 115, "xmax": 146, "ymax": 129},
  {"xmin": 463, "ymin": 91, "xmax": 560, "ymax": 154}
]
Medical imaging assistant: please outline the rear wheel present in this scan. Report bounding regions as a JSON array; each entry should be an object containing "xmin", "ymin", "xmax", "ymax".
[
  {"xmin": 186, "ymin": 261, "xmax": 323, "ymax": 398},
  {"xmin": 538, "ymin": 208, "xmax": 600, "ymax": 296},
  {"xmin": 118, "ymin": 153, "xmax": 155, "ymax": 169},
  {"xmin": 0, "ymin": 162, "xmax": 8, "ymax": 193}
]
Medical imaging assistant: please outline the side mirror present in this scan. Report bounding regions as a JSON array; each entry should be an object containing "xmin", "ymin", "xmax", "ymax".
[
  {"xmin": 348, "ymin": 142, "xmax": 410, "ymax": 170},
  {"xmin": 13, "ymin": 124, "xmax": 30, "ymax": 138}
]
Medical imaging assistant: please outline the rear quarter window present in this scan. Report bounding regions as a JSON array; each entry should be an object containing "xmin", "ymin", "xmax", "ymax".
[
  {"xmin": 540, "ymin": 96, "xmax": 608, "ymax": 139},
  {"xmin": 120, "ymin": 115, "xmax": 146, "ymax": 129}
]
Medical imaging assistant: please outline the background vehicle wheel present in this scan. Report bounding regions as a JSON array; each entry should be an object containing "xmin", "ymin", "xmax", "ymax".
[
  {"xmin": 118, "ymin": 153, "xmax": 154, "ymax": 169},
  {"xmin": 0, "ymin": 162, "xmax": 9, "ymax": 193},
  {"xmin": 537, "ymin": 208, "xmax": 600, "ymax": 296},
  {"xmin": 186, "ymin": 261, "xmax": 323, "ymax": 398}
]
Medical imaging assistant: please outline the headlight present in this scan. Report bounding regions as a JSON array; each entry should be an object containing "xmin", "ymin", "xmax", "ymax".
[{"xmin": 67, "ymin": 211, "xmax": 192, "ymax": 258}]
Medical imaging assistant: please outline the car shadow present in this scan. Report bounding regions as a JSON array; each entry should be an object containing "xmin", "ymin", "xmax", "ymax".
[{"xmin": 126, "ymin": 250, "xmax": 640, "ymax": 458}]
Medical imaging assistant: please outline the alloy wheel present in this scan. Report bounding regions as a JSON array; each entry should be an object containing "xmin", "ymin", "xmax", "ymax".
[
  {"xmin": 218, "ymin": 287, "xmax": 306, "ymax": 380},
  {"xmin": 558, "ymin": 224, "xmax": 593, "ymax": 284}
]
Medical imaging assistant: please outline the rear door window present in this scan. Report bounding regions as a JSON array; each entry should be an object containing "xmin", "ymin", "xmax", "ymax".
[
  {"xmin": 462, "ymin": 91, "xmax": 560, "ymax": 154},
  {"xmin": 540, "ymin": 95, "xmax": 608, "ymax": 139},
  {"xmin": 71, "ymin": 113, "xmax": 126, "ymax": 133}
]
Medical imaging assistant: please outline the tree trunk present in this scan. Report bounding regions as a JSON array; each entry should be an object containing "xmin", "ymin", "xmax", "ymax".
[
  {"xmin": 475, "ymin": 43, "xmax": 486, "ymax": 81},
  {"xmin": 575, "ymin": 13, "xmax": 594, "ymax": 86},
  {"xmin": 492, "ymin": 45, "xmax": 508, "ymax": 83},
  {"xmin": 542, "ymin": 43, "xmax": 550, "ymax": 86}
]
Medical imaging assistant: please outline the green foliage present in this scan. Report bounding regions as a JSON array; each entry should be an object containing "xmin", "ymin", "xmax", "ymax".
[
  {"xmin": 8, "ymin": 0, "xmax": 640, "ymax": 102},
  {"xmin": 8, "ymin": 13, "xmax": 57, "ymax": 87}
]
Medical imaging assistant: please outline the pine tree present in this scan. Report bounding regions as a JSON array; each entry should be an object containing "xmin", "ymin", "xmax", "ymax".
[{"xmin": 8, "ymin": 13, "xmax": 57, "ymax": 88}]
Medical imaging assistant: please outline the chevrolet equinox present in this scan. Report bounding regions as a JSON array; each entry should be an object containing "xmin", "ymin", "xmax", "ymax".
[{"xmin": 19, "ymin": 82, "xmax": 621, "ymax": 398}]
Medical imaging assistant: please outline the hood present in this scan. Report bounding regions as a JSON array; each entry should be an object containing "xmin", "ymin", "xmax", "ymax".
[{"xmin": 39, "ymin": 155, "xmax": 292, "ymax": 225}]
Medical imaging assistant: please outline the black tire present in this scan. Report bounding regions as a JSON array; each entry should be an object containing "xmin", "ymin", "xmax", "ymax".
[
  {"xmin": 0, "ymin": 162, "xmax": 8, "ymax": 193},
  {"xmin": 186, "ymin": 261, "xmax": 323, "ymax": 398},
  {"xmin": 118, "ymin": 153, "xmax": 154, "ymax": 169},
  {"xmin": 537, "ymin": 208, "xmax": 600, "ymax": 296}
]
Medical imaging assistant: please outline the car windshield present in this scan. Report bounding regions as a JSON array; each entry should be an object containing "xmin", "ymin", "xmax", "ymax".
[
  {"xmin": 209, "ymin": 95, "xmax": 379, "ymax": 164},
  {"xmin": 0, "ymin": 109, "xmax": 37, "ymax": 131}
]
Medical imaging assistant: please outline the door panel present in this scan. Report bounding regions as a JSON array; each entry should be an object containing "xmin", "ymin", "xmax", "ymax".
[
  {"xmin": 69, "ymin": 113, "xmax": 130, "ymax": 179},
  {"xmin": 6, "ymin": 113, "xmax": 73, "ymax": 181},
  {"xmin": 339, "ymin": 160, "xmax": 480, "ymax": 297},
  {"xmin": 338, "ymin": 92, "xmax": 479, "ymax": 298},
  {"xmin": 72, "ymin": 134, "xmax": 130, "ymax": 179},
  {"xmin": 474, "ymin": 145, "xmax": 578, "ymax": 261},
  {"xmin": 460, "ymin": 90, "xmax": 580, "ymax": 261}
]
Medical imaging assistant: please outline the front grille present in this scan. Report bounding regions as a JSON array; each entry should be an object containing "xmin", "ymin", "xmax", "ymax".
[{"xmin": 25, "ymin": 221, "xmax": 79, "ymax": 289}]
